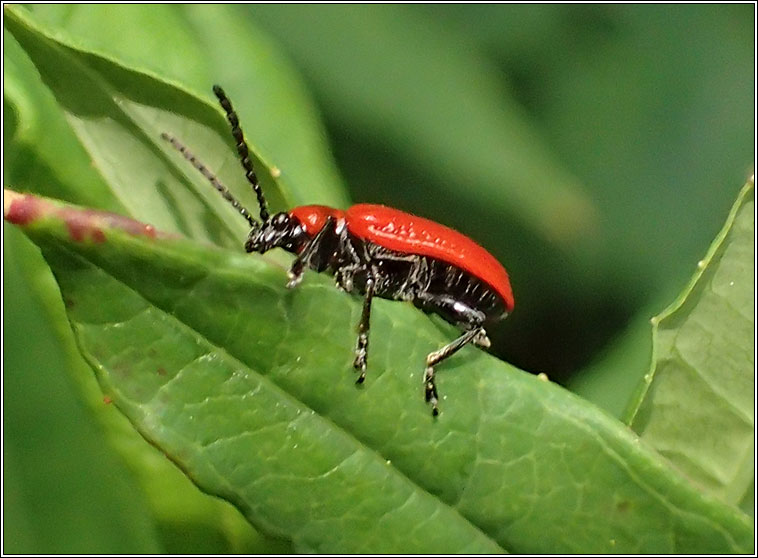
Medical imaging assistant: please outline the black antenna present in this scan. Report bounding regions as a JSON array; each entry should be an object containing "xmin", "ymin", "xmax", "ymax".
[
  {"xmin": 160, "ymin": 132, "xmax": 258, "ymax": 229},
  {"xmin": 212, "ymin": 84, "xmax": 270, "ymax": 223}
]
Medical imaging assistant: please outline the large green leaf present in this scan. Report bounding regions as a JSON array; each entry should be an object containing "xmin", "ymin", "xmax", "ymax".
[
  {"xmin": 628, "ymin": 178, "xmax": 755, "ymax": 515},
  {"xmin": 4, "ymin": 223, "xmax": 292, "ymax": 553},
  {"xmin": 5, "ymin": 189, "xmax": 752, "ymax": 553}
]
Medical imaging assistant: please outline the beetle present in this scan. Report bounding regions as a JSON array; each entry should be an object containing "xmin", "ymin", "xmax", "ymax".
[{"xmin": 161, "ymin": 85, "xmax": 514, "ymax": 415}]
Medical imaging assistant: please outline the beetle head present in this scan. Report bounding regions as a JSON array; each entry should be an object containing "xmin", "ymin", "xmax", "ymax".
[
  {"xmin": 162, "ymin": 86, "xmax": 313, "ymax": 256},
  {"xmin": 244, "ymin": 212, "xmax": 307, "ymax": 254}
]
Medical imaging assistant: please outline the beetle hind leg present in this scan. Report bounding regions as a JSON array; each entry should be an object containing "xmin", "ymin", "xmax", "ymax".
[{"xmin": 424, "ymin": 326, "xmax": 486, "ymax": 416}]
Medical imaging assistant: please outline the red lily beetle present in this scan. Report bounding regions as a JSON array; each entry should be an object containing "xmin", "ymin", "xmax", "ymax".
[{"xmin": 161, "ymin": 85, "xmax": 514, "ymax": 415}]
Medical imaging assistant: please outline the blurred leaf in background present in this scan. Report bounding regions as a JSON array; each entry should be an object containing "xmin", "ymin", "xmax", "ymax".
[
  {"xmin": 3, "ymin": 3, "xmax": 754, "ymax": 554},
  {"xmin": 628, "ymin": 179, "xmax": 754, "ymax": 516}
]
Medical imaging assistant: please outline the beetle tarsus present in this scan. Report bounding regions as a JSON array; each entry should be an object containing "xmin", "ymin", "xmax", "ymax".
[
  {"xmin": 424, "ymin": 366, "xmax": 439, "ymax": 416},
  {"xmin": 286, "ymin": 268, "xmax": 304, "ymax": 289},
  {"xmin": 353, "ymin": 335, "xmax": 368, "ymax": 370},
  {"xmin": 473, "ymin": 331, "xmax": 491, "ymax": 348},
  {"xmin": 353, "ymin": 334, "xmax": 368, "ymax": 378}
]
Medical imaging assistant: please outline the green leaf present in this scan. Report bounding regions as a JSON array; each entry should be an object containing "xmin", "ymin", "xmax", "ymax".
[
  {"xmin": 3, "ymin": 27, "xmax": 125, "ymax": 212},
  {"xmin": 2, "ymin": 223, "xmax": 162, "ymax": 554},
  {"xmin": 4, "ymin": 224, "xmax": 292, "ymax": 553},
  {"xmin": 627, "ymin": 177, "xmax": 755, "ymax": 514},
  {"xmin": 5, "ymin": 189, "xmax": 753, "ymax": 553},
  {"xmin": 4, "ymin": 4, "xmax": 347, "ymax": 238}
]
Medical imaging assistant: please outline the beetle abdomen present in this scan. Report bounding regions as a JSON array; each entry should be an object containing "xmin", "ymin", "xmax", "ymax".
[{"xmin": 344, "ymin": 239, "xmax": 508, "ymax": 327}]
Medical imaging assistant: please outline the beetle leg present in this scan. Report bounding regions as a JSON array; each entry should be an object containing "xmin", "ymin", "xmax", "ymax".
[
  {"xmin": 424, "ymin": 326, "xmax": 486, "ymax": 416},
  {"xmin": 353, "ymin": 274, "xmax": 375, "ymax": 383},
  {"xmin": 287, "ymin": 216, "xmax": 336, "ymax": 288},
  {"xmin": 473, "ymin": 330, "xmax": 491, "ymax": 348}
]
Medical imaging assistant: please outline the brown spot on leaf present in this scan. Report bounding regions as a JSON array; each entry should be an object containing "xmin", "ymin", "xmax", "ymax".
[
  {"xmin": 61, "ymin": 207, "xmax": 157, "ymax": 243},
  {"xmin": 4, "ymin": 191, "xmax": 49, "ymax": 225},
  {"xmin": 62, "ymin": 208, "xmax": 106, "ymax": 243}
]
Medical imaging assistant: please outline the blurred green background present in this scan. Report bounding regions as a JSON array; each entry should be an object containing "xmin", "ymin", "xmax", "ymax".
[{"xmin": 3, "ymin": 4, "xmax": 754, "ymax": 553}]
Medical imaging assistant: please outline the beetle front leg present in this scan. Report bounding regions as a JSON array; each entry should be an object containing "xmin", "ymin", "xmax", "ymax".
[
  {"xmin": 286, "ymin": 260, "xmax": 306, "ymax": 289},
  {"xmin": 287, "ymin": 216, "xmax": 336, "ymax": 288},
  {"xmin": 353, "ymin": 275, "xmax": 375, "ymax": 383}
]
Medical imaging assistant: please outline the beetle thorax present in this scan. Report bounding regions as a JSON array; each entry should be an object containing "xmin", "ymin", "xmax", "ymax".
[{"xmin": 244, "ymin": 212, "xmax": 307, "ymax": 254}]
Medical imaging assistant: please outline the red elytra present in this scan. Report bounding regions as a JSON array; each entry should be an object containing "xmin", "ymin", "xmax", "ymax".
[
  {"xmin": 161, "ymin": 85, "xmax": 515, "ymax": 416},
  {"xmin": 292, "ymin": 204, "xmax": 514, "ymax": 313}
]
